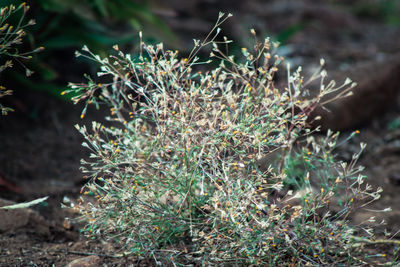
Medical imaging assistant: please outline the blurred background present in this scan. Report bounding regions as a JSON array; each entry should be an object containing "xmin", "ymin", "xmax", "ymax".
[
  {"xmin": 1, "ymin": 0, "xmax": 400, "ymax": 109},
  {"xmin": 0, "ymin": 0, "xmax": 399, "ymax": 265}
]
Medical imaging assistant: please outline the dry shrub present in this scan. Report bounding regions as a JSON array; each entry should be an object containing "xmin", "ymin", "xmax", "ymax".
[{"xmin": 66, "ymin": 13, "xmax": 398, "ymax": 266}]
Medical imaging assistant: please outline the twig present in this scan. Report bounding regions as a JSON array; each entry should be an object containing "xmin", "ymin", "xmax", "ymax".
[
  {"xmin": 56, "ymin": 249, "xmax": 133, "ymax": 258},
  {"xmin": 351, "ymin": 237, "xmax": 400, "ymax": 247}
]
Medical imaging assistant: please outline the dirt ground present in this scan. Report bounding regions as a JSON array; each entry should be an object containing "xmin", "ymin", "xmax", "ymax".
[{"xmin": 1, "ymin": 0, "xmax": 400, "ymax": 266}]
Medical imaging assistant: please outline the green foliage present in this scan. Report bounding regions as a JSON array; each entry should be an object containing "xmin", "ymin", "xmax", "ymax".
[
  {"xmin": 1, "ymin": 0, "xmax": 176, "ymax": 100},
  {"xmin": 388, "ymin": 117, "xmax": 400, "ymax": 130},
  {"xmin": 67, "ymin": 14, "xmax": 398, "ymax": 265},
  {"xmin": 33, "ymin": 0, "xmax": 176, "ymax": 50},
  {"xmin": 275, "ymin": 23, "xmax": 304, "ymax": 45},
  {"xmin": 350, "ymin": 0, "xmax": 400, "ymax": 26}
]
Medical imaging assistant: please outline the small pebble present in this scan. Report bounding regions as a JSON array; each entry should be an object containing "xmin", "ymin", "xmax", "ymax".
[{"xmin": 66, "ymin": 255, "xmax": 100, "ymax": 267}]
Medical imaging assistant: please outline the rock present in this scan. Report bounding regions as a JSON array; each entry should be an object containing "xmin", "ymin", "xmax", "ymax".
[
  {"xmin": 312, "ymin": 54, "xmax": 400, "ymax": 131},
  {"xmin": 66, "ymin": 255, "xmax": 101, "ymax": 267}
]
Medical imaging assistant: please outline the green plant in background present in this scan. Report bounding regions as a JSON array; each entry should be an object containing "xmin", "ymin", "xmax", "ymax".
[
  {"xmin": 1, "ymin": 0, "xmax": 176, "ymax": 100},
  {"xmin": 0, "ymin": 2, "xmax": 42, "ymax": 115},
  {"xmin": 34, "ymin": 0, "xmax": 176, "ymax": 51},
  {"xmin": 350, "ymin": 0, "xmax": 400, "ymax": 26},
  {"xmin": 388, "ymin": 117, "xmax": 400, "ymax": 130},
  {"xmin": 67, "ymin": 13, "xmax": 399, "ymax": 265}
]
